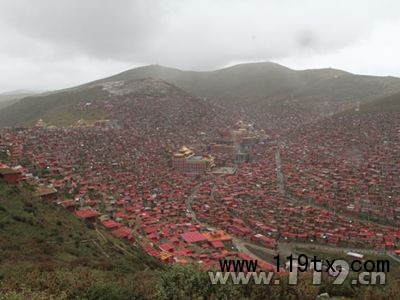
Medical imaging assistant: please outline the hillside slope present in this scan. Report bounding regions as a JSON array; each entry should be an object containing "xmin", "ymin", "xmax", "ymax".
[
  {"xmin": 0, "ymin": 86, "xmax": 109, "ymax": 127},
  {"xmin": 1, "ymin": 62, "xmax": 400, "ymax": 129},
  {"xmin": 91, "ymin": 62, "xmax": 400, "ymax": 105},
  {"xmin": 0, "ymin": 90, "xmax": 41, "ymax": 110},
  {"xmin": 0, "ymin": 78, "xmax": 228, "ymax": 130},
  {"xmin": 0, "ymin": 182, "xmax": 162, "ymax": 299},
  {"xmin": 356, "ymin": 89, "xmax": 400, "ymax": 113}
]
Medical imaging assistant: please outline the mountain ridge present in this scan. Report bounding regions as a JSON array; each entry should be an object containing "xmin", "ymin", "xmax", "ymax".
[
  {"xmin": 84, "ymin": 62, "xmax": 400, "ymax": 107},
  {"xmin": 1, "ymin": 61, "xmax": 400, "ymax": 128}
]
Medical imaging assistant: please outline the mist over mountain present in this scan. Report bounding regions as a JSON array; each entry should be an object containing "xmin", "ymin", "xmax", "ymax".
[
  {"xmin": 1, "ymin": 62, "xmax": 400, "ymax": 128},
  {"xmin": 92, "ymin": 62, "xmax": 400, "ymax": 105},
  {"xmin": 0, "ymin": 90, "xmax": 42, "ymax": 109}
]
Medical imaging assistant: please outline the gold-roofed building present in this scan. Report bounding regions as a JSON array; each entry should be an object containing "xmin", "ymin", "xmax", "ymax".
[
  {"xmin": 35, "ymin": 118, "xmax": 47, "ymax": 128},
  {"xmin": 173, "ymin": 145, "xmax": 194, "ymax": 158},
  {"xmin": 172, "ymin": 146, "xmax": 214, "ymax": 173},
  {"xmin": 160, "ymin": 251, "xmax": 173, "ymax": 264},
  {"xmin": 71, "ymin": 119, "xmax": 93, "ymax": 128}
]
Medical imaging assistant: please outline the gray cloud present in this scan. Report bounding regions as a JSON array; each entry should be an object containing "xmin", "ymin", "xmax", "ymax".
[{"xmin": 0, "ymin": 0, "xmax": 400, "ymax": 92}]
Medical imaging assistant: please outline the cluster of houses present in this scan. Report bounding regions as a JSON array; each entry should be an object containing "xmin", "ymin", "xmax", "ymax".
[
  {"xmin": 1, "ymin": 95, "xmax": 399, "ymax": 270},
  {"xmin": 243, "ymin": 100, "xmax": 360, "ymax": 136},
  {"xmin": 190, "ymin": 151, "xmax": 400, "ymax": 252},
  {"xmin": 0, "ymin": 126, "xmax": 277, "ymax": 270},
  {"xmin": 209, "ymin": 121, "xmax": 268, "ymax": 166},
  {"xmin": 171, "ymin": 121, "xmax": 269, "ymax": 174},
  {"xmin": 280, "ymin": 112, "xmax": 400, "ymax": 226},
  {"xmin": 0, "ymin": 165, "xmax": 21, "ymax": 184},
  {"xmin": 172, "ymin": 146, "xmax": 215, "ymax": 173}
]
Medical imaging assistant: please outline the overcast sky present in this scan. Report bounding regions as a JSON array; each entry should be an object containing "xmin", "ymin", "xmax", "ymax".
[{"xmin": 1, "ymin": 0, "xmax": 400, "ymax": 93}]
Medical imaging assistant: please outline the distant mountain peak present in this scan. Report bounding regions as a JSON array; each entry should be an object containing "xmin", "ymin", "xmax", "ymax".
[{"xmin": 1, "ymin": 61, "xmax": 400, "ymax": 128}]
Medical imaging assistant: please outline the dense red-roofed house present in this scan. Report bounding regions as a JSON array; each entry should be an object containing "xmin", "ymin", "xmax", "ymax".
[
  {"xmin": 102, "ymin": 219, "xmax": 122, "ymax": 230},
  {"xmin": 210, "ymin": 240, "xmax": 224, "ymax": 249},
  {"xmin": 161, "ymin": 229, "xmax": 171, "ymax": 238},
  {"xmin": 144, "ymin": 246, "xmax": 160, "ymax": 258},
  {"xmin": 116, "ymin": 200, "xmax": 125, "ymax": 206},
  {"xmin": 112, "ymin": 226, "xmax": 132, "ymax": 240},
  {"xmin": 170, "ymin": 237, "xmax": 180, "ymax": 244},
  {"xmin": 160, "ymin": 243, "xmax": 174, "ymax": 253},
  {"xmin": 75, "ymin": 208, "xmax": 97, "ymax": 222},
  {"xmin": 0, "ymin": 168, "xmax": 21, "ymax": 184},
  {"xmin": 238, "ymin": 252, "xmax": 255, "ymax": 261},
  {"xmin": 385, "ymin": 241, "xmax": 395, "ymax": 250},
  {"xmin": 203, "ymin": 230, "xmax": 233, "ymax": 247},
  {"xmin": 86, "ymin": 200, "xmax": 98, "ymax": 207},
  {"xmin": 258, "ymin": 260, "xmax": 276, "ymax": 272},
  {"xmin": 144, "ymin": 226, "xmax": 158, "ymax": 235},
  {"xmin": 35, "ymin": 186, "xmax": 58, "ymax": 202},
  {"xmin": 180, "ymin": 230, "xmax": 207, "ymax": 244},
  {"xmin": 252, "ymin": 234, "xmax": 277, "ymax": 249},
  {"xmin": 175, "ymin": 248, "xmax": 191, "ymax": 257},
  {"xmin": 147, "ymin": 232, "xmax": 159, "ymax": 241},
  {"xmin": 60, "ymin": 199, "xmax": 77, "ymax": 212},
  {"xmin": 114, "ymin": 211, "xmax": 129, "ymax": 220}
]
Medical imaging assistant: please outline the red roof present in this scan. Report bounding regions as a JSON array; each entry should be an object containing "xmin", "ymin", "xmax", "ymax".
[
  {"xmin": 144, "ymin": 226, "xmax": 158, "ymax": 234},
  {"xmin": 111, "ymin": 226, "xmax": 132, "ymax": 238},
  {"xmin": 180, "ymin": 230, "xmax": 207, "ymax": 244},
  {"xmin": 160, "ymin": 243, "xmax": 174, "ymax": 252},
  {"xmin": 75, "ymin": 209, "xmax": 97, "ymax": 219},
  {"xmin": 144, "ymin": 246, "xmax": 160, "ymax": 257},
  {"xmin": 114, "ymin": 211, "xmax": 129, "ymax": 219},
  {"xmin": 210, "ymin": 241, "xmax": 224, "ymax": 248},
  {"xmin": 258, "ymin": 260, "xmax": 276, "ymax": 272},
  {"xmin": 175, "ymin": 249, "xmax": 191, "ymax": 257},
  {"xmin": 238, "ymin": 252, "xmax": 254, "ymax": 261},
  {"xmin": 256, "ymin": 235, "xmax": 276, "ymax": 244},
  {"xmin": 60, "ymin": 199, "xmax": 76, "ymax": 208},
  {"xmin": 102, "ymin": 219, "xmax": 122, "ymax": 229}
]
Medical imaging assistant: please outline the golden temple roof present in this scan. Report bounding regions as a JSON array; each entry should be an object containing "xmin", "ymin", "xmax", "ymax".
[{"xmin": 174, "ymin": 145, "xmax": 194, "ymax": 157}]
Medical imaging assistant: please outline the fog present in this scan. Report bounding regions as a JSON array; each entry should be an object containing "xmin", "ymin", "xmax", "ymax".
[{"xmin": 1, "ymin": 0, "xmax": 400, "ymax": 92}]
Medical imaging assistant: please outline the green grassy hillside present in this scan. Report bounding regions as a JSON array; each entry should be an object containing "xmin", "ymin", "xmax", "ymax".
[
  {"xmin": 341, "ymin": 90, "xmax": 400, "ymax": 117},
  {"xmin": 0, "ymin": 182, "xmax": 162, "ymax": 299},
  {"xmin": 358, "ymin": 90, "xmax": 400, "ymax": 113},
  {"xmin": 0, "ymin": 91, "xmax": 41, "ymax": 110},
  {"xmin": 0, "ymin": 87, "xmax": 108, "ymax": 127},
  {"xmin": 92, "ymin": 62, "xmax": 400, "ymax": 105}
]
